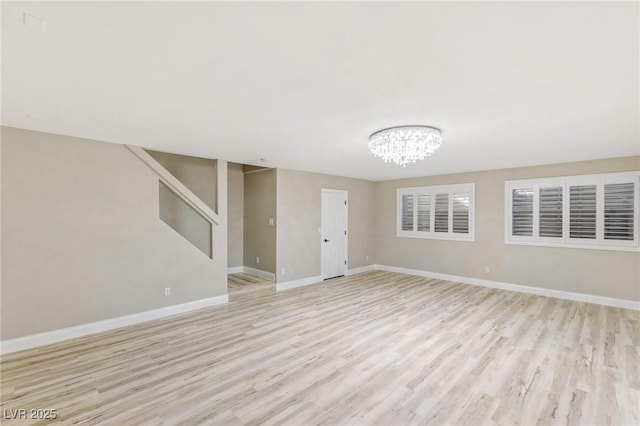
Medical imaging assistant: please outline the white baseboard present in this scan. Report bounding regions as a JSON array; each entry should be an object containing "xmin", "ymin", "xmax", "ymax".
[
  {"xmin": 227, "ymin": 266, "xmax": 243, "ymax": 274},
  {"xmin": 346, "ymin": 265, "xmax": 376, "ymax": 276},
  {"xmin": 276, "ymin": 265, "xmax": 375, "ymax": 291},
  {"xmin": 243, "ymin": 266, "xmax": 275, "ymax": 281},
  {"xmin": 276, "ymin": 275, "xmax": 323, "ymax": 291},
  {"xmin": 373, "ymin": 264, "xmax": 640, "ymax": 311},
  {"xmin": 0, "ymin": 295, "xmax": 229, "ymax": 355}
]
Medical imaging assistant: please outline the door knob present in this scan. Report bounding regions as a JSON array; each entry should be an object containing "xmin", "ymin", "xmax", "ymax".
[{"xmin": 324, "ymin": 238, "xmax": 330, "ymax": 242}]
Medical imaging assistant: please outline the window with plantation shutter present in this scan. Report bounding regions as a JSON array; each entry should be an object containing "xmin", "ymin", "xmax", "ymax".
[
  {"xmin": 506, "ymin": 172, "xmax": 639, "ymax": 251},
  {"xmin": 397, "ymin": 183, "xmax": 474, "ymax": 241}
]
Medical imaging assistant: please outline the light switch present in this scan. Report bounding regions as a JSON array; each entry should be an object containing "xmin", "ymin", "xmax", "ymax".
[{"xmin": 268, "ymin": 218, "xmax": 274, "ymax": 226}]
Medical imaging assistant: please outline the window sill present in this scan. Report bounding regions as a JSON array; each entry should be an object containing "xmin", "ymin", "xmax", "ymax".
[
  {"xmin": 504, "ymin": 239, "xmax": 640, "ymax": 252},
  {"xmin": 397, "ymin": 232, "xmax": 475, "ymax": 242}
]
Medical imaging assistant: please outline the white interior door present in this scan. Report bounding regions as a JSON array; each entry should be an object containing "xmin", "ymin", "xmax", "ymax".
[{"xmin": 321, "ymin": 189, "xmax": 348, "ymax": 279}]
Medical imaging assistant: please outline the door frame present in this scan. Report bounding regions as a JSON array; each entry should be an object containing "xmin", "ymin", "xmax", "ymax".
[{"xmin": 320, "ymin": 188, "xmax": 348, "ymax": 280}]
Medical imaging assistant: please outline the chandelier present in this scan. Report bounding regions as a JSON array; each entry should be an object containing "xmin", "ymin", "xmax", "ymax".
[{"xmin": 369, "ymin": 125, "xmax": 442, "ymax": 167}]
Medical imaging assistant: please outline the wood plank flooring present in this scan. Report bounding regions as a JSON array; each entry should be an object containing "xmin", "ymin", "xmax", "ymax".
[
  {"xmin": 1, "ymin": 271, "xmax": 638, "ymax": 425},
  {"xmin": 228, "ymin": 273, "xmax": 274, "ymax": 299}
]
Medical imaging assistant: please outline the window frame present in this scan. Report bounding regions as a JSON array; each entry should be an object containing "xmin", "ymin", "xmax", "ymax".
[
  {"xmin": 397, "ymin": 183, "xmax": 475, "ymax": 241},
  {"xmin": 504, "ymin": 171, "xmax": 640, "ymax": 252}
]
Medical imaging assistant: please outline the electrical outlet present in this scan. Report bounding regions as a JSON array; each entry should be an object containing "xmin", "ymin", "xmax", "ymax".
[
  {"xmin": 256, "ymin": 257, "xmax": 260, "ymax": 264},
  {"xmin": 484, "ymin": 266, "xmax": 490, "ymax": 273},
  {"xmin": 164, "ymin": 287, "xmax": 171, "ymax": 296},
  {"xmin": 281, "ymin": 268, "xmax": 286, "ymax": 274},
  {"xmin": 268, "ymin": 218, "xmax": 275, "ymax": 226}
]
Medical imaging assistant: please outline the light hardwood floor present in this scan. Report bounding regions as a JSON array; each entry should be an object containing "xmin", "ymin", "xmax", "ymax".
[
  {"xmin": 1, "ymin": 271, "xmax": 638, "ymax": 425},
  {"xmin": 228, "ymin": 273, "xmax": 274, "ymax": 299}
]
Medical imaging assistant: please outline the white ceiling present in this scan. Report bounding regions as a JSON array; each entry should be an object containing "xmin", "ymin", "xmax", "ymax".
[{"xmin": 2, "ymin": 1, "xmax": 638, "ymax": 181}]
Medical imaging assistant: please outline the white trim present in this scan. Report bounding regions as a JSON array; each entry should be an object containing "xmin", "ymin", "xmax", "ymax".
[
  {"xmin": 243, "ymin": 167, "xmax": 272, "ymax": 175},
  {"xmin": 346, "ymin": 265, "xmax": 376, "ymax": 276},
  {"xmin": 505, "ymin": 170, "xmax": 640, "ymax": 184},
  {"xmin": 373, "ymin": 265, "xmax": 640, "ymax": 311},
  {"xmin": 276, "ymin": 275, "xmax": 323, "ymax": 291},
  {"xmin": 0, "ymin": 295, "xmax": 229, "ymax": 355},
  {"xmin": 505, "ymin": 172, "xmax": 640, "ymax": 251},
  {"xmin": 504, "ymin": 239, "xmax": 640, "ymax": 252},
  {"xmin": 397, "ymin": 183, "xmax": 475, "ymax": 241},
  {"xmin": 276, "ymin": 266, "xmax": 374, "ymax": 292},
  {"xmin": 227, "ymin": 266, "xmax": 243, "ymax": 274},
  {"xmin": 243, "ymin": 266, "xmax": 275, "ymax": 281},
  {"xmin": 125, "ymin": 145, "xmax": 219, "ymax": 225}
]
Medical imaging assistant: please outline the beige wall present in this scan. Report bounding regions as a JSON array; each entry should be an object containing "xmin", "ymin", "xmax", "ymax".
[
  {"xmin": 0, "ymin": 135, "xmax": 3, "ymax": 337},
  {"xmin": 2, "ymin": 124, "xmax": 637, "ymax": 344},
  {"xmin": 244, "ymin": 169, "xmax": 277, "ymax": 273},
  {"xmin": 1, "ymin": 127, "xmax": 227, "ymax": 340},
  {"xmin": 227, "ymin": 162, "xmax": 244, "ymax": 268},
  {"xmin": 143, "ymin": 149, "xmax": 218, "ymax": 258},
  {"xmin": 276, "ymin": 169, "xmax": 376, "ymax": 283},
  {"xmin": 146, "ymin": 149, "xmax": 217, "ymax": 212},
  {"xmin": 159, "ymin": 182, "xmax": 212, "ymax": 257},
  {"xmin": 376, "ymin": 156, "xmax": 640, "ymax": 301}
]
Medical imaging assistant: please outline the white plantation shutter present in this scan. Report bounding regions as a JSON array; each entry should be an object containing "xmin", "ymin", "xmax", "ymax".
[
  {"xmin": 397, "ymin": 184, "xmax": 474, "ymax": 241},
  {"xmin": 506, "ymin": 172, "xmax": 639, "ymax": 251},
  {"xmin": 539, "ymin": 187, "xmax": 563, "ymax": 238},
  {"xmin": 417, "ymin": 194, "xmax": 431, "ymax": 232},
  {"xmin": 434, "ymin": 193, "xmax": 449, "ymax": 233},
  {"xmin": 512, "ymin": 188, "xmax": 534, "ymax": 237},
  {"xmin": 452, "ymin": 193, "xmax": 470, "ymax": 234},
  {"xmin": 604, "ymin": 182, "xmax": 635, "ymax": 241},
  {"xmin": 569, "ymin": 185, "xmax": 597, "ymax": 239},
  {"xmin": 401, "ymin": 194, "xmax": 414, "ymax": 231}
]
